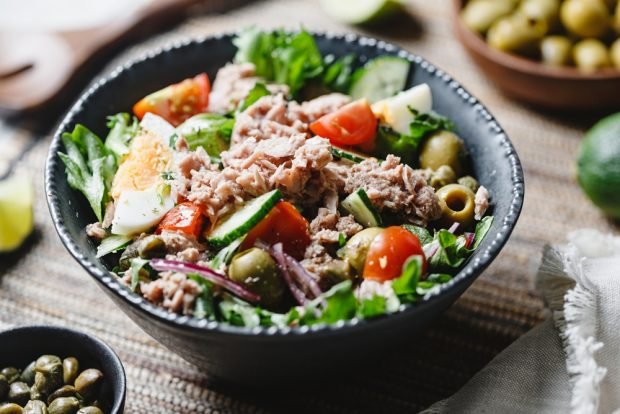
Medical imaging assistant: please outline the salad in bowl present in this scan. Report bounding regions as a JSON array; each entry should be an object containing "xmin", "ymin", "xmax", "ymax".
[{"xmin": 58, "ymin": 29, "xmax": 493, "ymax": 329}]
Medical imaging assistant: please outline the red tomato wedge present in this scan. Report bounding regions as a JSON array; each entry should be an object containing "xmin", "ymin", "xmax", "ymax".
[
  {"xmin": 309, "ymin": 99, "xmax": 378, "ymax": 146},
  {"xmin": 241, "ymin": 201, "xmax": 311, "ymax": 260},
  {"xmin": 363, "ymin": 226, "xmax": 426, "ymax": 282},
  {"xmin": 133, "ymin": 73, "xmax": 211, "ymax": 126},
  {"xmin": 156, "ymin": 202, "xmax": 205, "ymax": 239}
]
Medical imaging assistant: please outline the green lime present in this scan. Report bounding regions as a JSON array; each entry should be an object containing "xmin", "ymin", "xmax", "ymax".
[
  {"xmin": 320, "ymin": 0, "xmax": 406, "ymax": 25},
  {"xmin": 577, "ymin": 112, "xmax": 620, "ymax": 219},
  {"xmin": 0, "ymin": 173, "xmax": 34, "ymax": 252}
]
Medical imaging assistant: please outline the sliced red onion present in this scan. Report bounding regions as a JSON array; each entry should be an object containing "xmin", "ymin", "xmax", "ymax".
[
  {"xmin": 448, "ymin": 222, "xmax": 460, "ymax": 234},
  {"xmin": 424, "ymin": 242, "xmax": 440, "ymax": 259},
  {"xmin": 266, "ymin": 243, "xmax": 308, "ymax": 305},
  {"xmin": 284, "ymin": 252, "xmax": 323, "ymax": 299},
  {"xmin": 150, "ymin": 258, "xmax": 261, "ymax": 303},
  {"xmin": 464, "ymin": 232, "xmax": 475, "ymax": 249}
]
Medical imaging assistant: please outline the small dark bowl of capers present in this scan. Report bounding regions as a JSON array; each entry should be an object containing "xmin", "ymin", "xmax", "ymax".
[
  {"xmin": 0, "ymin": 326, "xmax": 125, "ymax": 414},
  {"xmin": 454, "ymin": 0, "xmax": 620, "ymax": 110}
]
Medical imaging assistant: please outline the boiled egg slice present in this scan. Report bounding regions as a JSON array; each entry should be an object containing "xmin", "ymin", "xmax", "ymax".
[
  {"xmin": 111, "ymin": 186, "xmax": 174, "ymax": 236},
  {"xmin": 371, "ymin": 83, "xmax": 432, "ymax": 135}
]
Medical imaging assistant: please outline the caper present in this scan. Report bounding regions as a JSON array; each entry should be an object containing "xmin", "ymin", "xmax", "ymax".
[
  {"xmin": 519, "ymin": 0, "xmax": 560, "ymax": 28},
  {"xmin": 457, "ymin": 176, "xmax": 480, "ymax": 193},
  {"xmin": 228, "ymin": 248, "xmax": 285, "ymax": 309},
  {"xmin": 61, "ymin": 359, "xmax": 79, "ymax": 386},
  {"xmin": 338, "ymin": 227, "xmax": 384, "ymax": 275},
  {"xmin": 73, "ymin": 370, "xmax": 102, "ymax": 403},
  {"xmin": 0, "ymin": 375, "xmax": 8, "ymax": 400},
  {"xmin": 541, "ymin": 36, "xmax": 573, "ymax": 66},
  {"xmin": 0, "ymin": 403, "xmax": 23, "ymax": 414},
  {"xmin": 23, "ymin": 400, "xmax": 48, "ymax": 414},
  {"xmin": 487, "ymin": 13, "xmax": 547, "ymax": 57},
  {"xmin": 118, "ymin": 242, "xmax": 139, "ymax": 270},
  {"xmin": 436, "ymin": 184, "xmax": 476, "ymax": 228},
  {"xmin": 34, "ymin": 356, "xmax": 63, "ymax": 396},
  {"xmin": 573, "ymin": 39, "xmax": 611, "ymax": 71},
  {"xmin": 137, "ymin": 235, "xmax": 166, "ymax": 259},
  {"xmin": 8, "ymin": 381, "xmax": 30, "ymax": 406},
  {"xmin": 561, "ymin": 0, "xmax": 610, "ymax": 38},
  {"xmin": 429, "ymin": 165, "xmax": 457, "ymax": 190},
  {"xmin": 461, "ymin": 0, "xmax": 517, "ymax": 33},
  {"xmin": 1, "ymin": 368, "xmax": 20, "ymax": 384},
  {"xmin": 419, "ymin": 131, "xmax": 466, "ymax": 176},
  {"xmin": 47, "ymin": 397, "xmax": 79, "ymax": 414},
  {"xmin": 20, "ymin": 362, "xmax": 36, "ymax": 386},
  {"xmin": 611, "ymin": 38, "xmax": 620, "ymax": 69},
  {"xmin": 47, "ymin": 386, "xmax": 80, "ymax": 405},
  {"xmin": 76, "ymin": 408, "xmax": 102, "ymax": 414},
  {"xmin": 30, "ymin": 385, "xmax": 44, "ymax": 402}
]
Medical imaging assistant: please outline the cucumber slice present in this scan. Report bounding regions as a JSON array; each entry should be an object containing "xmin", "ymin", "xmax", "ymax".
[
  {"xmin": 331, "ymin": 147, "xmax": 368, "ymax": 163},
  {"xmin": 208, "ymin": 189, "xmax": 282, "ymax": 248},
  {"xmin": 342, "ymin": 189, "xmax": 383, "ymax": 227},
  {"xmin": 349, "ymin": 56, "xmax": 410, "ymax": 103},
  {"xmin": 320, "ymin": 0, "xmax": 405, "ymax": 25},
  {"xmin": 96, "ymin": 235, "xmax": 132, "ymax": 258}
]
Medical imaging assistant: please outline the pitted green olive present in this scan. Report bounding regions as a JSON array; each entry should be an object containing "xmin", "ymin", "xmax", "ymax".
[
  {"xmin": 47, "ymin": 397, "xmax": 80, "ymax": 414},
  {"xmin": 20, "ymin": 362, "xmax": 36, "ymax": 386},
  {"xmin": 62, "ymin": 358, "xmax": 79, "ymax": 386},
  {"xmin": 228, "ymin": 248, "xmax": 285, "ymax": 310},
  {"xmin": 23, "ymin": 400, "xmax": 48, "ymax": 414},
  {"xmin": 487, "ymin": 13, "xmax": 547, "ymax": 57},
  {"xmin": 561, "ymin": 0, "xmax": 610, "ymax": 38},
  {"xmin": 611, "ymin": 39, "xmax": 620, "ymax": 68},
  {"xmin": 541, "ymin": 36, "xmax": 573, "ymax": 66},
  {"xmin": 1, "ymin": 368, "xmax": 20, "ymax": 385},
  {"xmin": 0, "ymin": 403, "xmax": 23, "ymax": 414},
  {"xmin": 436, "ymin": 184, "xmax": 476, "ymax": 228},
  {"xmin": 73, "ymin": 369, "xmax": 102, "ymax": 403},
  {"xmin": 573, "ymin": 39, "xmax": 611, "ymax": 71},
  {"xmin": 339, "ymin": 227, "xmax": 384, "ymax": 275},
  {"xmin": 461, "ymin": 0, "xmax": 517, "ymax": 33},
  {"xmin": 8, "ymin": 381, "xmax": 30, "ymax": 406},
  {"xmin": 419, "ymin": 131, "xmax": 466, "ymax": 176},
  {"xmin": 520, "ymin": 0, "xmax": 560, "ymax": 28},
  {"xmin": 429, "ymin": 165, "xmax": 456, "ymax": 190}
]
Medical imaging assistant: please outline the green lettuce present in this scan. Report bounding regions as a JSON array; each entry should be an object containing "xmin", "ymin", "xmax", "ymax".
[{"xmin": 176, "ymin": 114, "xmax": 234, "ymax": 163}]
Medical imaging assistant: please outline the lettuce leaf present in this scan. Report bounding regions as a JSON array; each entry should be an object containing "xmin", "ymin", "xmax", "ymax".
[
  {"xmin": 392, "ymin": 256, "xmax": 423, "ymax": 303},
  {"xmin": 176, "ymin": 114, "xmax": 234, "ymax": 163},
  {"xmin": 105, "ymin": 113, "xmax": 138, "ymax": 163},
  {"xmin": 237, "ymin": 82, "xmax": 270, "ymax": 112}
]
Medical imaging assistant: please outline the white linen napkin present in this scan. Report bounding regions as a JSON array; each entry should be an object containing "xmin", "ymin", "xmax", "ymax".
[{"xmin": 422, "ymin": 229, "xmax": 620, "ymax": 414}]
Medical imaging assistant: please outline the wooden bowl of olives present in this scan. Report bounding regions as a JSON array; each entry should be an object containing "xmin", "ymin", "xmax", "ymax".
[
  {"xmin": 0, "ymin": 326, "xmax": 125, "ymax": 414},
  {"xmin": 453, "ymin": 0, "xmax": 620, "ymax": 110}
]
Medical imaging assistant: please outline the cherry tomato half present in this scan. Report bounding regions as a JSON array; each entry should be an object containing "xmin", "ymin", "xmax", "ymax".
[
  {"xmin": 309, "ymin": 99, "xmax": 378, "ymax": 146},
  {"xmin": 241, "ymin": 201, "xmax": 311, "ymax": 260},
  {"xmin": 363, "ymin": 226, "xmax": 426, "ymax": 282},
  {"xmin": 156, "ymin": 202, "xmax": 205, "ymax": 239},
  {"xmin": 133, "ymin": 73, "xmax": 211, "ymax": 126}
]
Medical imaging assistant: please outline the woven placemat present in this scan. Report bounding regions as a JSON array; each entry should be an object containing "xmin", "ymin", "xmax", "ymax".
[{"xmin": 1, "ymin": 0, "xmax": 618, "ymax": 412}]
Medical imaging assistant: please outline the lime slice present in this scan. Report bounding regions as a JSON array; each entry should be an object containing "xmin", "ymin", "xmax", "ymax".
[
  {"xmin": 320, "ymin": 0, "xmax": 406, "ymax": 25},
  {"xmin": 0, "ymin": 173, "xmax": 34, "ymax": 252}
]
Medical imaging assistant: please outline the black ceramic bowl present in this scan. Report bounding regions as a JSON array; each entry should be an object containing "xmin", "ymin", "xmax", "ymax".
[
  {"xmin": 45, "ymin": 32, "xmax": 524, "ymax": 386},
  {"xmin": 0, "ymin": 325, "xmax": 126, "ymax": 412}
]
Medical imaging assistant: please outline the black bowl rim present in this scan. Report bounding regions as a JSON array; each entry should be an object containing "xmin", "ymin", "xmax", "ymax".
[
  {"xmin": 45, "ymin": 30, "xmax": 524, "ymax": 338},
  {"xmin": 0, "ymin": 325, "xmax": 126, "ymax": 413}
]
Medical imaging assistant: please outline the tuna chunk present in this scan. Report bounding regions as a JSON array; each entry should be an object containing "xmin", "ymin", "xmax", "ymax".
[
  {"xmin": 140, "ymin": 271, "xmax": 201, "ymax": 315},
  {"xmin": 344, "ymin": 155, "xmax": 442, "ymax": 226},
  {"xmin": 474, "ymin": 185, "xmax": 490, "ymax": 220}
]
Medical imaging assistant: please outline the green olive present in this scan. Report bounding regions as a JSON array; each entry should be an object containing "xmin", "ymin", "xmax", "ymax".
[
  {"xmin": 561, "ymin": 0, "xmax": 610, "ymax": 38},
  {"xmin": 73, "ymin": 370, "xmax": 102, "ymax": 403},
  {"xmin": 611, "ymin": 38, "xmax": 620, "ymax": 68},
  {"xmin": 47, "ymin": 386, "xmax": 80, "ymax": 405},
  {"xmin": 436, "ymin": 184, "xmax": 476, "ymax": 228},
  {"xmin": 573, "ymin": 39, "xmax": 612, "ymax": 71},
  {"xmin": 8, "ymin": 381, "xmax": 30, "ymax": 406},
  {"xmin": 419, "ymin": 131, "xmax": 466, "ymax": 176},
  {"xmin": 1, "ymin": 368, "xmax": 20, "ymax": 384},
  {"xmin": 461, "ymin": 0, "xmax": 517, "ymax": 33},
  {"xmin": 228, "ymin": 248, "xmax": 285, "ymax": 309},
  {"xmin": 76, "ymin": 408, "xmax": 102, "ymax": 414},
  {"xmin": 541, "ymin": 36, "xmax": 573, "ymax": 66},
  {"xmin": 338, "ymin": 227, "xmax": 384, "ymax": 275},
  {"xmin": 61, "ymin": 358, "xmax": 79, "ymax": 386},
  {"xmin": 520, "ymin": 0, "xmax": 560, "ymax": 28},
  {"xmin": 429, "ymin": 165, "xmax": 456, "ymax": 190},
  {"xmin": 20, "ymin": 362, "xmax": 36, "ymax": 386},
  {"xmin": 0, "ymin": 403, "xmax": 24, "ymax": 414},
  {"xmin": 0, "ymin": 375, "xmax": 8, "ymax": 400},
  {"xmin": 457, "ymin": 176, "xmax": 480, "ymax": 193},
  {"xmin": 487, "ymin": 13, "xmax": 547, "ymax": 57},
  {"xmin": 23, "ymin": 400, "xmax": 48, "ymax": 414},
  {"xmin": 47, "ymin": 397, "xmax": 80, "ymax": 414}
]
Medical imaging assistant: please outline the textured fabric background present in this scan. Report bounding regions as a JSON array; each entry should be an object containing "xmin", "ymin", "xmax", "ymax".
[{"xmin": 1, "ymin": 0, "xmax": 619, "ymax": 413}]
